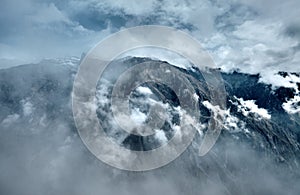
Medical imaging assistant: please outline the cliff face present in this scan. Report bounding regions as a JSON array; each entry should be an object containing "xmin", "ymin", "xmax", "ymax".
[{"xmin": 0, "ymin": 57, "xmax": 299, "ymax": 195}]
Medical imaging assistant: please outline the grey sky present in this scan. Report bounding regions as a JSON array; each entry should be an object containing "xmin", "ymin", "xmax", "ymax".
[{"xmin": 0, "ymin": 0, "xmax": 300, "ymax": 76}]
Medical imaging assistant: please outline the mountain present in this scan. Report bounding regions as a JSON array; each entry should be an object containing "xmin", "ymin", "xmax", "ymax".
[{"xmin": 0, "ymin": 57, "xmax": 299, "ymax": 195}]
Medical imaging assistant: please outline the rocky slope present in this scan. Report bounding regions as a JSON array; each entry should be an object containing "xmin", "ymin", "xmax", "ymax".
[{"xmin": 0, "ymin": 57, "xmax": 299, "ymax": 195}]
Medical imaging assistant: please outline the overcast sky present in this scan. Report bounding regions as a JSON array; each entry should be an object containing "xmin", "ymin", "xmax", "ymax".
[{"xmin": 1, "ymin": 0, "xmax": 300, "ymax": 75}]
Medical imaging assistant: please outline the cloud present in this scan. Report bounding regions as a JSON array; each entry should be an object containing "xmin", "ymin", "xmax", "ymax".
[
  {"xmin": 233, "ymin": 97, "xmax": 272, "ymax": 120},
  {"xmin": 1, "ymin": 0, "xmax": 300, "ymax": 90},
  {"xmin": 0, "ymin": 0, "xmax": 112, "ymax": 67}
]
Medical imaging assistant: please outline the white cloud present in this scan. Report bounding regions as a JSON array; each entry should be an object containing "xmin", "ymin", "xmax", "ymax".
[
  {"xmin": 154, "ymin": 129, "xmax": 168, "ymax": 143},
  {"xmin": 1, "ymin": 0, "xmax": 300, "ymax": 82},
  {"xmin": 30, "ymin": 3, "xmax": 71, "ymax": 24},
  {"xmin": 136, "ymin": 86, "xmax": 153, "ymax": 95},
  {"xmin": 0, "ymin": 0, "xmax": 113, "ymax": 68},
  {"xmin": 206, "ymin": 20, "xmax": 300, "ymax": 75},
  {"xmin": 130, "ymin": 108, "xmax": 147, "ymax": 125},
  {"xmin": 283, "ymin": 95, "xmax": 300, "ymax": 114},
  {"xmin": 202, "ymin": 100, "xmax": 248, "ymax": 133},
  {"xmin": 1, "ymin": 114, "xmax": 20, "ymax": 126},
  {"xmin": 259, "ymin": 72, "xmax": 300, "ymax": 91},
  {"xmin": 103, "ymin": 0, "xmax": 157, "ymax": 16},
  {"xmin": 21, "ymin": 99, "xmax": 34, "ymax": 116},
  {"xmin": 233, "ymin": 97, "xmax": 271, "ymax": 120}
]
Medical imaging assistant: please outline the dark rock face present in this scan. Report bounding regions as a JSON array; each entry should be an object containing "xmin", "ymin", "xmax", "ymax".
[{"xmin": 0, "ymin": 57, "xmax": 299, "ymax": 195}]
